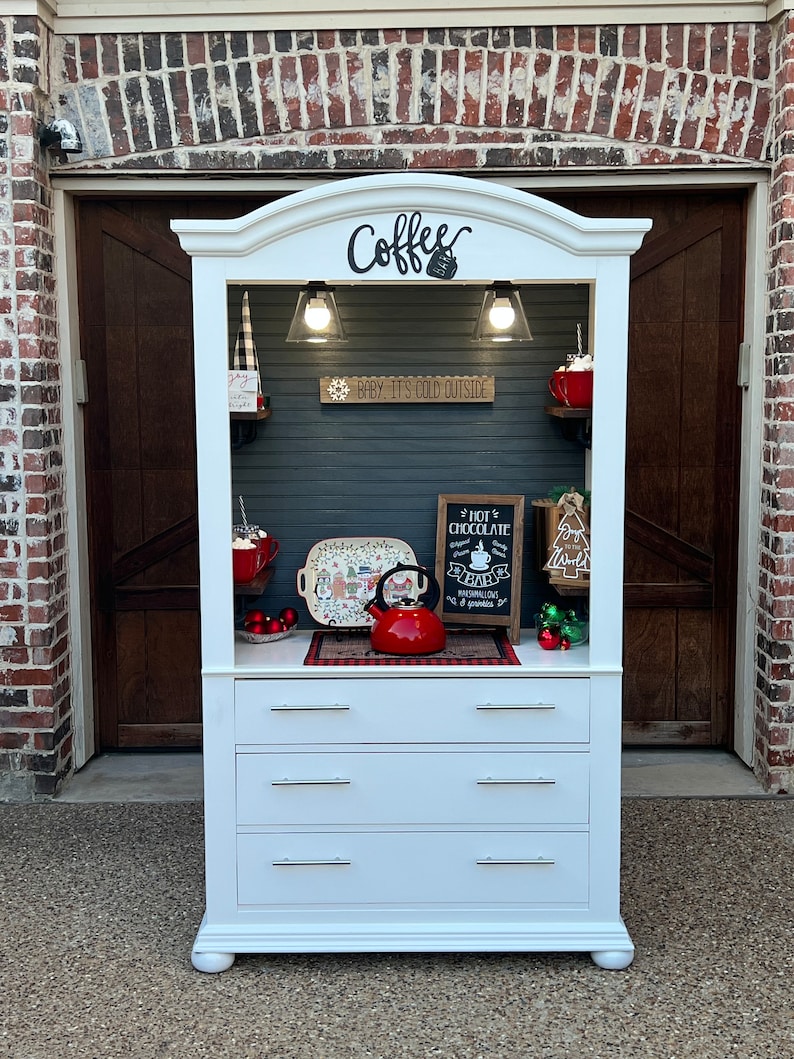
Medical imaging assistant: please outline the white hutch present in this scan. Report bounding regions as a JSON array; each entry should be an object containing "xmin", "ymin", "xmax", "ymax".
[{"xmin": 172, "ymin": 175, "xmax": 651, "ymax": 973}]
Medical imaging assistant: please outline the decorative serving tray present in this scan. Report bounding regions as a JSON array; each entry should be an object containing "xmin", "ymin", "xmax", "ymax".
[{"xmin": 297, "ymin": 537, "xmax": 418, "ymax": 627}]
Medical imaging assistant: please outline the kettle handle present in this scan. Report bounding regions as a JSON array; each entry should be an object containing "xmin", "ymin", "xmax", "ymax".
[{"xmin": 374, "ymin": 563, "xmax": 441, "ymax": 612}]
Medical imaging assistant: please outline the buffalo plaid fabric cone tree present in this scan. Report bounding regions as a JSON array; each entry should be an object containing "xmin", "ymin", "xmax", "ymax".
[{"xmin": 232, "ymin": 290, "xmax": 263, "ymax": 403}]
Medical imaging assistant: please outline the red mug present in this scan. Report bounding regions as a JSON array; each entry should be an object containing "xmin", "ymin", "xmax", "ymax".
[
  {"xmin": 548, "ymin": 370, "xmax": 567, "ymax": 405},
  {"xmin": 256, "ymin": 536, "xmax": 280, "ymax": 566},
  {"xmin": 549, "ymin": 370, "xmax": 593, "ymax": 409},
  {"xmin": 232, "ymin": 545, "xmax": 267, "ymax": 584}
]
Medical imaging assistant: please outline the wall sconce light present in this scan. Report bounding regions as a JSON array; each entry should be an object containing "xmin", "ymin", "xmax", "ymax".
[
  {"xmin": 286, "ymin": 285, "xmax": 347, "ymax": 343},
  {"xmin": 38, "ymin": 119, "xmax": 83, "ymax": 154},
  {"xmin": 473, "ymin": 284, "xmax": 533, "ymax": 343}
]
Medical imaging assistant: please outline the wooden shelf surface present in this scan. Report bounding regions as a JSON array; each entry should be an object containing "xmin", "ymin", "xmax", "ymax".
[
  {"xmin": 230, "ymin": 408, "xmax": 272, "ymax": 421},
  {"xmin": 543, "ymin": 405, "xmax": 591, "ymax": 419},
  {"xmin": 233, "ymin": 565, "xmax": 275, "ymax": 596}
]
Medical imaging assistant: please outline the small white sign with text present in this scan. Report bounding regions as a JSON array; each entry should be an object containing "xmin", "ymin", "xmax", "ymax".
[{"xmin": 228, "ymin": 370, "xmax": 258, "ymax": 412}]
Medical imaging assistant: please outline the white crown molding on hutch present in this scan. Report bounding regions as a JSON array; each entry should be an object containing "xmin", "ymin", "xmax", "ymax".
[{"xmin": 1, "ymin": 0, "xmax": 789, "ymax": 32}]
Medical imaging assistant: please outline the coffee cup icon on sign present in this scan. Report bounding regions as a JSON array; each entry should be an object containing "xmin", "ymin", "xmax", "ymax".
[{"xmin": 469, "ymin": 541, "xmax": 491, "ymax": 571}]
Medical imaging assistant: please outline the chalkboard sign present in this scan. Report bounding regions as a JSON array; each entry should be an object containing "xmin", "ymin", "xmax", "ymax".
[{"xmin": 434, "ymin": 494, "xmax": 525, "ymax": 644}]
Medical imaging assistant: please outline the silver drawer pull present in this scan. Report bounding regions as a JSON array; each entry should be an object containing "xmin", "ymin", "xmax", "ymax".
[
  {"xmin": 270, "ymin": 704, "xmax": 350, "ymax": 712},
  {"xmin": 476, "ymin": 703, "xmax": 555, "ymax": 711},
  {"xmin": 477, "ymin": 777, "xmax": 556, "ymax": 785},
  {"xmin": 476, "ymin": 857, "xmax": 556, "ymax": 866},
  {"xmin": 272, "ymin": 857, "xmax": 351, "ymax": 867},
  {"xmin": 271, "ymin": 778, "xmax": 351, "ymax": 786}
]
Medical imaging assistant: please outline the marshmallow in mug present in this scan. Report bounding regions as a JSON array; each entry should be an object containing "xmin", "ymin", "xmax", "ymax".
[
  {"xmin": 232, "ymin": 537, "xmax": 256, "ymax": 550},
  {"xmin": 559, "ymin": 354, "xmax": 594, "ymax": 371}
]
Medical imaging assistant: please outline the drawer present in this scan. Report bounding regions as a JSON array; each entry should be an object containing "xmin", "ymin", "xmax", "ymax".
[
  {"xmin": 236, "ymin": 751, "xmax": 589, "ymax": 826},
  {"xmin": 237, "ymin": 831, "xmax": 589, "ymax": 906},
  {"xmin": 234, "ymin": 677, "xmax": 589, "ymax": 745}
]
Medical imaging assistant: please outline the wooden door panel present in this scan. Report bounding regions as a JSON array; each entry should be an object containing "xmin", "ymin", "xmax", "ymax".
[
  {"xmin": 624, "ymin": 540, "xmax": 679, "ymax": 584},
  {"xmin": 548, "ymin": 190, "xmax": 744, "ymax": 746},
  {"xmin": 676, "ymin": 610, "xmax": 713, "ymax": 721},
  {"xmin": 106, "ymin": 332, "xmax": 141, "ymax": 466},
  {"xmin": 623, "ymin": 609, "xmax": 677, "ymax": 720},
  {"xmin": 78, "ymin": 195, "xmax": 271, "ymax": 748},
  {"xmin": 111, "ymin": 471, "xmax": 144, "ymax": 561},
  {"xmin": 138, "ymin": 328, "xmax": 195, "ymax": 468},
  {"xmin": 102, "ymin": 234, "xmax": 136, "ymax": 324},
  {"xmin": 626, "ymin": 468, "xmax": 681, "ymax": 541},
  {"xmin": 144, "ymin": 611, "xmax": 201, "ymax": 716},
  {"xmin": 623, "ymin": 196, "xmax": 741, "ymax": 745},
  {"xmin": 115, "ymin": 611, "xmax": 201, "ymax": 747},
  {"xmin": 680, "ymin": 467, "xmax": 717, "ymax": 554},
  {"xmin": 630, "ymin": 270, "xmax": 685, "ymax": 327},
  {"xmin": 115, "ymin": 611, "xmax": 147, "ymax": 723}
]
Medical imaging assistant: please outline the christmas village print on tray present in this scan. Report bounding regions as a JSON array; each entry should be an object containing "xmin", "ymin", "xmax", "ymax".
[
  {"xmin": 296, "ymin": 537, "xmax": 421, "ymax": 627},
  {"xmin": 435, "ymin": 494, "xmax": 525, "ymax": 644}
]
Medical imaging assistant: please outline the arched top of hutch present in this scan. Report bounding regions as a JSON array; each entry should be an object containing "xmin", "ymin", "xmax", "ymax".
[{"xmin": 171, "ymin": 173, "xmax": 651, "ymax": 282}]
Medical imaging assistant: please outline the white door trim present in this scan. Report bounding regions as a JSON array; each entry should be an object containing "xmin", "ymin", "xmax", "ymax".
[
  {"xmin": 54, "ymin": 188, "xmax": 95, "ymax": 768},
  {"xmin": 735, "ymin": 179, "xmax": 767, "ymax": 766}
]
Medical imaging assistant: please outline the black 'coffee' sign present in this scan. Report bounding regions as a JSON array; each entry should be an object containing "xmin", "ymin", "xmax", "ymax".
[
  {"xmin": 434, "ymin": 494, "xmax": 525, "ymax": 644},
  {"xmin": 347, "ymin": 211, "xmax": 472, "ymax": 278}
]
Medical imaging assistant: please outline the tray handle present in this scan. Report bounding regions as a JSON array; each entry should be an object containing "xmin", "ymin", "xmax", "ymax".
[{"xmin": 296, "ymin": 566, "xmax": 308, "ymax": 597}]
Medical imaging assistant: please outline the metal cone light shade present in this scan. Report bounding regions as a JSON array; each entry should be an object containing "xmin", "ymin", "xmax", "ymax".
[
  {"xmin": 286, "ymin": 285, "xmax": 347, "ymax": 343},
  {"xmin": 473, "ymin": 285, "xmax": 533, "ymax": 343}
]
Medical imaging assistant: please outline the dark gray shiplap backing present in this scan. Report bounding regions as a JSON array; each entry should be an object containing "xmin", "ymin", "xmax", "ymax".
[{"xmin": 229, "ymin": 283, "xmax": 589, "ymax": 628}]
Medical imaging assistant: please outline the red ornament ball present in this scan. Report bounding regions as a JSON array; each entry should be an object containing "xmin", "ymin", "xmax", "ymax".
[
  {"xmin": 263, "ymin": 617, "xmax": 286, "ymax": 634},
  {"xmin": 244, "ymin": 609, "xmax": 267, "ymax": 626},
  {"xmin": 559, "ymin": 637, "xmax": 572, "ymax": 651},
  {"xmin": 246, "ymin": 621, "xmax": 268, "ymax": 635},
  {"xmin": 537, "ymin": 627, "xmax": 562, "ymax": 651},
  {"xmin": 279, "ymin": 607, "xmax": 299, "ymax": 629}
]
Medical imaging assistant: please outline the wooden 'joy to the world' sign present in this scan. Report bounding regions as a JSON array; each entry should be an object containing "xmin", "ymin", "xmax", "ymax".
[{"xmin": 320, "ymin": 375, "xmax": 495, "ymax": 404}]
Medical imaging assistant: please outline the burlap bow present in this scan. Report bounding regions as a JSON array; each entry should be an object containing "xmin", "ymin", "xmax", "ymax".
[{"xmin": 557, "ymin": 490, "xmax": 587, "ymax": 515}]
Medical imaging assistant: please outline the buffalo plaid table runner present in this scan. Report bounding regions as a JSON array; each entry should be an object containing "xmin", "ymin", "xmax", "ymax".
[{"xmin": 304, "ymin": 629, "xmax": 520, "ymax": 666}]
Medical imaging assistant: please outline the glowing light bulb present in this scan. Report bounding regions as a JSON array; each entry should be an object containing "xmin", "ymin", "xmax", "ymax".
[
  {"xmin": 488, "ymin": 296, "xmax": 515, "ymax": 331},
  {"xmin": 304, "ymin": 296, "xmax": 331, "ymax": 331}
]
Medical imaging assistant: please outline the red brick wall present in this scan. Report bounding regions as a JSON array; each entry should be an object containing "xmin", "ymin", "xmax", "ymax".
[
  {"xmin": 0, "ymin": 17, "xmax": 788, "ymax": 796},
  {"xmin": 49, "ymin": 25, "xmax": 772, "ymax": 171},
  {"xmin": 756, "ymin": 15, "xmax": 794, "ymax": 793},
  {"xmin": 0, "ymin": 16, "xmax": 73, "ymax": 799}
]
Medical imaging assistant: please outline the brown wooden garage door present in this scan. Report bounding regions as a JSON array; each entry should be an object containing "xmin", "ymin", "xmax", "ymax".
[
  {"xmin": 76, "ymin": 197, "xmax": 269, "ymax": 748},
  {"xmin": 77, "ymin": 189, "xmax": 744, "ymax": 749},
  {"xmin": 550, "ymin": 189, "xmax": 744, "ymax": 746}
]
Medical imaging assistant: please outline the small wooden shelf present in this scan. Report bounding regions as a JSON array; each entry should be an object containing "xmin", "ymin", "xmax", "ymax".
[
  {"xmin": 230, "ymin": 408, "xmax": 272, "ymax": 422},
  {"xmin": 544, "ymin": 405, "xmax": 591, "ymax": 448},
  {"xmin": 551, "ymin": 582, "xmax": 590, "ymax": 597},
  {"xmin": 233, "ymin": 566, "xmax": 275, "ymax": 597},
  {"xmin": 544, "ymin": 405, "xmax": 591, "ymax": 418}
]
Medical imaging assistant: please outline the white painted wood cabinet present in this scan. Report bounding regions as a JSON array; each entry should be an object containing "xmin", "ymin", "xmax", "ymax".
[{"xmin": 172, "ymin": 174, "xmax": 650, "ymax": 972}]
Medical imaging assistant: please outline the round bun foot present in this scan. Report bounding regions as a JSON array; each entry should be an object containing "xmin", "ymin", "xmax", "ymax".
[
  {"xmin": 191, "ymin": 950, "xmax": 235, "ymax": 973},
  {"xmin": 591, "ymin": 949, "xmax": 634, "ymax": 970}
]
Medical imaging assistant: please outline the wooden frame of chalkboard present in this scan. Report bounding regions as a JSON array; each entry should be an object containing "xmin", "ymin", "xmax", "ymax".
[{"xmin": 434, "ymin": 493, "xmax": 525, "ymax": 645}]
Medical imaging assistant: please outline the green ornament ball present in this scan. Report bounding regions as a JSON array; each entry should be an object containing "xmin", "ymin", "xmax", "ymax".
[
  {"xmin": 540, "ymin": 602, "xmax": 565, "ymax": 624},
  {"xmin": 560, "ymin": 618, "xmax": 588, "ymax": 645}
]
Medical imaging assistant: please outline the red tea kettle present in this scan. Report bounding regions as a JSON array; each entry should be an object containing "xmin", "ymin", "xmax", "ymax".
[{"xmin": 364, "ymin": 563, "xmax": 446, "ymax": 655}]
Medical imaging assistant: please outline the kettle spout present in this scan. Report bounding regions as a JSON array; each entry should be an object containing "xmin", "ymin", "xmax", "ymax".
[{"xmin": 364, "ymin": 599, "xmax": 385, "ymax": 621}]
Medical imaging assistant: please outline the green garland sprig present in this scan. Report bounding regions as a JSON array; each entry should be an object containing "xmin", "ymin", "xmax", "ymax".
[{"xmin": 547, "ymin": 485, "xmax": 591, "ymax": 506}]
